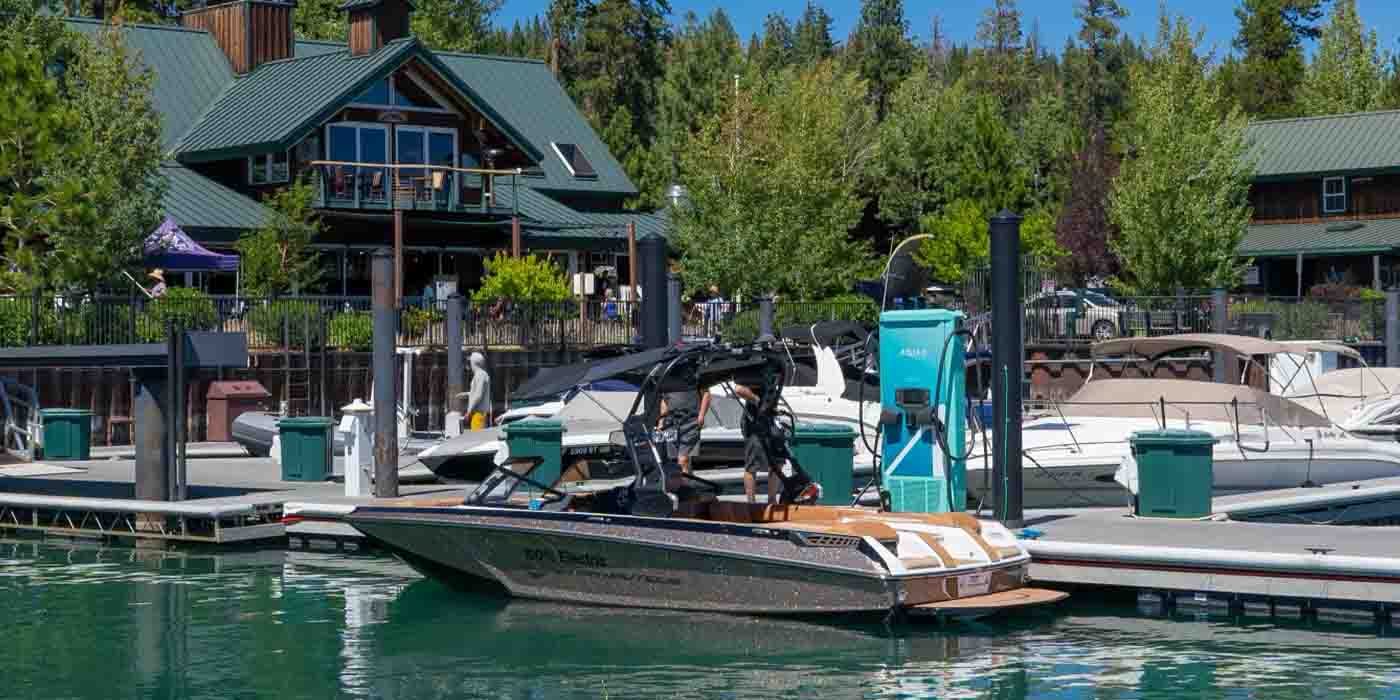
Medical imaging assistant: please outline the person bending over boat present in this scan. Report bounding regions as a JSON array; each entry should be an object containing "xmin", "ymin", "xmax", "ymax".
[
  {"xmin": 658, "ymin": 377, "xmax": 710, "ymax": 475},
  {"xmin": 733, "ymin": 383, "xmax": 781, "ymax": 505}
]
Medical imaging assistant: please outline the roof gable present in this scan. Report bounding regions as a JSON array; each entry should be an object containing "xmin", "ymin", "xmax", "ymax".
[
  {"xmin": 1248, "ymin": 110, "xmax": 1400, "ymax": 180},
  {"xmin": 175, "ymin": 38, "xmax": 542, "ymax": 163},
  {"xmin": 433, "ymin": 52, "xmax": 636, "ymax": 196}
]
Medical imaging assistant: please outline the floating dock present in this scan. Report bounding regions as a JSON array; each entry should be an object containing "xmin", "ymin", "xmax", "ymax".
[
  {"xmin": 0, "ymin": 448, "xmax": 449, "ymax": 545},
  {"xmin": 1021, "ymin": 479, "xmax": 1400, "ymax": 625}
]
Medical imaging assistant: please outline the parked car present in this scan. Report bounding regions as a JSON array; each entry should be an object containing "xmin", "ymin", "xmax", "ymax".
[{"xmin": 1024, "ymin": 289, "xmax": 1126, "ymax": 341}]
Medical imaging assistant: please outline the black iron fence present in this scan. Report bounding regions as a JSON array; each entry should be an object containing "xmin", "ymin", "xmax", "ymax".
[{"xmin": 0, "ymin": 293, "xmax": 642, "ymax": 351}]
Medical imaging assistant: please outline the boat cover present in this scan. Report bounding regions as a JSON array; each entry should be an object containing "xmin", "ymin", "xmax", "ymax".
[
  {"xmin": 512, "ymin": 345, "xmax": 774, "ymax": 401},
  {"xmin": 1062, "ymin": 378, "xmax": 1331, "ymax": 427},
  {"xmin": 1091, "ymin": 333, "xmax": 1361, "ymax": 361},
  {"xmin": 778, "ymin": 321, "xmax": 871, "ymax": 348}
]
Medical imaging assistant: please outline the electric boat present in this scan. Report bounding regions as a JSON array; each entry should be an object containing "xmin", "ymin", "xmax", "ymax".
[
  {"xmin": 337, "ymin": 343, "xmax": 1061, "ymax": 617},
  {"xmin": 967, "ymin": 334, "xmax": 1400, "ymax": 508}
]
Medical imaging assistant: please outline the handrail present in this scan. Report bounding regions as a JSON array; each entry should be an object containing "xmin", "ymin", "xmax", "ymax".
[{"xmin": 307, "ymin": 159, "xmax": 522, "ymax": 177}]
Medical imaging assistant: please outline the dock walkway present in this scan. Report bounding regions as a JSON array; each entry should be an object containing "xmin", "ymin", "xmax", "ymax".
[{"xmin": 1023, "ymin": 481, "xmax": 1400, "ymax": 622}]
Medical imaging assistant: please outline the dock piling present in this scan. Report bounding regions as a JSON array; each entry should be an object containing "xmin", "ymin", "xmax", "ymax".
[
  {"xmin": 372, "ymin": 248, "xmax": 399, "ymax": 498},
  {"xmin": 639, "ymin": 237, "xmax": 668, "ymax": 349},
  {"xmin": 989, "ymin": 210, "xmax": 1024, "ymax": 528},
  {"xmin": 1388, "ymin": 289, "xmax": 1399, "ymax": 368},
  {"xmin": 1212, "ymin": 289, "xmax": 1228, "ymax": 383},
  {"xmin": 445, "ymin": 294, "xmax": 464, "ymax": 438}
]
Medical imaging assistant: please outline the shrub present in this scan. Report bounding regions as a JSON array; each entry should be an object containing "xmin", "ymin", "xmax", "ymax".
[
  {"xmin": 136, "ymin": 288, "xmax": 218, "ymax": 342},
  {"xmin": 247, "ymin": 299, "xmax": 325, "ymax": 348},
  {"xmin": 0, "ymin": 299, "xmax": 34, "ymax": 347},
  {"xmin": 401, "ymin": 306, "xmax": 443, "ymax": 342},
  {"xmin": 328, "ymin": 311, "xmax": 372, "ymax": 351},
  {"xmin": 471, "ymin": 253, "xmax": 571, "ymax": 304}
]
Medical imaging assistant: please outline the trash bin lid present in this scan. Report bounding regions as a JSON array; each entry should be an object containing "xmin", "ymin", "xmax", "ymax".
[
  {"xmin": 793, "ymin": 422, "xmax": 856, "ymax": 439},
  {"xmin": 277, "ymin": 416, "xmax": 334, "ymax": 428},
  {"xmin": 1129, "ymin": 429, "xmax": 1217, "ymax": 447},
  {"xmin": 208, "ymin": 381, "xmax": 272, "ymax": 399},
  {"xmin": 39, "ymin": 408, "xmax": 92, "ymax": 417},
  {"xmin": 503, "ymin": 418, "xmax": 565, "ymax": 435}
]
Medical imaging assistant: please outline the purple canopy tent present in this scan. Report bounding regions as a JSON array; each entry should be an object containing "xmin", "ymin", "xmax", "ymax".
[{"xmin": 143, "ymin": 216, "xmax": 239, "ymax": 272}]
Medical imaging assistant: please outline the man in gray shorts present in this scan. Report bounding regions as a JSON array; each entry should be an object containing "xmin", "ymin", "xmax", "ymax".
[{"xmin": 659, "ymin": 382, "xmax": 711, "ymax": 475}]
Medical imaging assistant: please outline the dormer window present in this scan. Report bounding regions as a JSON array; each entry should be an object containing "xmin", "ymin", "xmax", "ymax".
[
  {"xmin": 551, "ymin": 142, "xmax": 596, "ymax": 178},
  {"xmin": 1323, "ymin": 176, "xmax": 1347, "ymax": 214},
  {"xmin": 249, "ymin": 150, "xmax": 290, "ymax": 185}
]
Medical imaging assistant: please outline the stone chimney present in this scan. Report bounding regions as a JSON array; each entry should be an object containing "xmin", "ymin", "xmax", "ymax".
[
  {"xmin": 182, "ymin": 0, "xmax": 297, "ymax": 74},
  {"xmin": 343, "ymin": 0, "xmax": 413, "ymax": 56}
]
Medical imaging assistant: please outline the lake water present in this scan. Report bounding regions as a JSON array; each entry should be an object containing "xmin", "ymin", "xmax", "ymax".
[{"xmin": 2, "ymin": 538, "xmax": 1397, "ymax": 699}]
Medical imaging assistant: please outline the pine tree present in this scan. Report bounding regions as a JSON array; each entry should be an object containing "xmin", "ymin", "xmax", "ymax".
[
  {"xmin": 643, "ymin": 9, "xmax": 742, "ymax": 207},
  {"xmin": 852, "ymin": 0, "xmax": 913, "ymax": 120},
  {"xmin": 792, "ymin": 1, "xmax": 835, "ymax": 66},
  {"xmin": 1226, "ymin": 0, "xmax": 1325, "ymax": 118},
  {"xmin": 411, "ymin": 0, "xmax": 503, "ymax": 54},
  {"xmin": 1298, "ymin": 0, "xmax": 1385, "ymax": 115},
  {"xmin": 750, "ymin": 12, "xmax": 793, "ymax": 73}
]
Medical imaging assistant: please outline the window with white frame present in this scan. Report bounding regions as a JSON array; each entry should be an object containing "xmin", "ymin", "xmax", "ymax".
[
  {"xmin": 1323, "ymin": 176, "xmax": 1347, "ymax": 214},
  {"xmin": 249, "ymin": 150, "xmax": 290, "ymax": 185},
  {"xmin": 350, "ymin": 74, "xmax": 451, "ymax": 112}
]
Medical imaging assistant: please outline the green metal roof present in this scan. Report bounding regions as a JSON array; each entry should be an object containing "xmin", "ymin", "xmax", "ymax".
[
  {"xmin": 338, "ymin": 0, "xmax": 413, "ymax": 10},
  {"xmin": 497, "ymin": 187, "xmax": 667, "ymax": 249},
  {"xmin": 176, "ymin": 38, "xmax": 419, "ymax": 159},
  {"xmin": 1248, "ymin": 111, "xmax": 1400, "ymax": 179},
  {"xmin": 66, "ymin": 18, "xmax": 235, "ymax": 150},
  {"xmin": 1239, "ymin": 218, "xmax": 1400, "ymax": 257},
  {"xmin": 161, "ymin": 163, "xmax": 271, "ymax": 238},
  {"xmin": 434, "ymin": 52, "xmax": 636, "ymax": 196}
]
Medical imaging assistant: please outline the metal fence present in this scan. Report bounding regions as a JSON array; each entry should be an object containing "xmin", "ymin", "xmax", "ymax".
[
  {"xmin": 1228, "ymin": 296, "xmax": 1385, "ymax": 342},
  {"xmin": 1022, "ymin": 295, "xmax": 1216, "ymax": 346},
  {"xmin": 0, "ymin": 294, "xmax": 642, "ymax": 351}
]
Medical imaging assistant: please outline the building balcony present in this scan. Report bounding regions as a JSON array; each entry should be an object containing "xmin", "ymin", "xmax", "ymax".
[{"xmin": 307, "ymin": 160, "xmax": 520, "ymax": 215}]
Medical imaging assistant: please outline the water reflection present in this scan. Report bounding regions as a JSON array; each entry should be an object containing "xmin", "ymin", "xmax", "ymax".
[{"xmin": 1, "ymin": 539, "xmax": 1397, "ymax": 700}]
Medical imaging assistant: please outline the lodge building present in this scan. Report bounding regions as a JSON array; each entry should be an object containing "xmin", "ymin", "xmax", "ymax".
[
  {"xmin": 1242, "ymin": 110, "xmax": 1400, "ymax": 296},
  {"xmin": 72, "ymin": 0, "xmax": 666, "ymax": 298}
]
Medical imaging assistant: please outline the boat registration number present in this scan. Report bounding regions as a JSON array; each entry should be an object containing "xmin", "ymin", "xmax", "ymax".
[{"xmin": 958, "ymin": 572, "xmax": 991, "ymax": 596}]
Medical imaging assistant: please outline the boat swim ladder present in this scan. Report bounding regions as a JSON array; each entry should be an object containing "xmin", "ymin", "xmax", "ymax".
[{"xmin": 0, "ymin": 378, "xmax": 38, "ymax": 462}]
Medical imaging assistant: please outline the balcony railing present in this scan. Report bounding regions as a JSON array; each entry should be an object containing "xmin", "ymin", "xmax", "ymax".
[{"xmin": 307, "ymin": 160, "xmax": 521, "ymax": 215}]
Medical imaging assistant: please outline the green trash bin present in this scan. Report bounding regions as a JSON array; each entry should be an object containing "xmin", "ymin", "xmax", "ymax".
[
  {"xmin": 790, "ymin": 423, "xmax": 856, "ymax": 506},
  {"xmin": 40, "ymin": 408, "xmax": 92, "ymax": 461},
  {"xmin": 278, "ymin": 417, "xmax": 334, "ymax": 482},
  {"xmin": 502, "ymin": 418, "xmax": 565, "ymax": 495},
  {"xmin": 1129, "ymin": 429, "xmax": 1217, "ymax": 518}
]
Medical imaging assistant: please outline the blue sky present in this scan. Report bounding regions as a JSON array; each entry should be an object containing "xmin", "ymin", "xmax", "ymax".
[{"xmin": 495, "ymin": 0, "xmax": 1400, "ymax": 58}]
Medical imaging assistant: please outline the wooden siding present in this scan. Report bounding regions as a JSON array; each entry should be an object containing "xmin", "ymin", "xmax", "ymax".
[
  {"xmin": 1252, "ymin": 173, "xmax": 1400, "ymax": 224},
  {"xmin": 348, "ymin": 11, "xmax": 377, "ymax": 56},
  {"xmin": 182, "ymin": 2, "xmax": 249, "ymax": 73},
  {"xmin": 182, "ymin": 0, "xmax": 293, "ymax": 74}
]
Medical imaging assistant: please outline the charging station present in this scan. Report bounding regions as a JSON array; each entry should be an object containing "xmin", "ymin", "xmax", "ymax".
[{"xmin": 878, "ymin": 309, "xmax": 967, "ymax": 513}]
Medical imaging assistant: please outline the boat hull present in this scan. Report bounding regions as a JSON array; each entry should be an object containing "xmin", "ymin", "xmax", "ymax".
[{"xmin": 348, "ymin": 507, "xmax": 1029, "ymax": 615}]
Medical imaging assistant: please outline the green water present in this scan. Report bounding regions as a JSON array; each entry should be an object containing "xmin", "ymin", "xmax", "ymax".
[{"xmin": 2, "ymin": 539, "xmax": 1398, "ymax": 699}]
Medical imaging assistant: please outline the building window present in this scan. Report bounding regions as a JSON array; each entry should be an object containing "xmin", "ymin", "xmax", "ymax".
[
  {"xmin": 551, "ymin": 142, "xmax": 597, "ymax": 178},
  {"xmin": 1323, "ymin": 176, "xmax": 1347, "ymax": 214},
  {"xmin": 351, "ymin": 75, "xmax": 450, "ymax": 112},
  {"xmin": 248, "ymin": 150, "xmax": 290, "ymax": 185}
]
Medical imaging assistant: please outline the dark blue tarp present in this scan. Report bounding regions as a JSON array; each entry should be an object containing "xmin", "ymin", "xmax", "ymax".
[{"xmin": 144, "ymin": 216, "xmax": 239, "ymax": 272}]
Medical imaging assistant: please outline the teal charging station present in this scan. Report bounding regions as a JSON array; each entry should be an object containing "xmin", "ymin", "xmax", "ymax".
[{"xmin": 878, "ymin": 309, "xmax": 967, "ymax": 513}]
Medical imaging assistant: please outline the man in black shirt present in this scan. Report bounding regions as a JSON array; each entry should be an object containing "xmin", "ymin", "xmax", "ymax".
[
  {"xmin": 734, "ymin": 383, "xmax": 781, "ymax": 505},
  {"xmin": 658, "ymin": 381, "xmax": 710, "ymax": 475}
]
